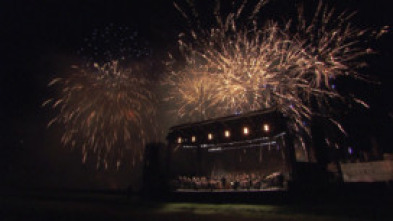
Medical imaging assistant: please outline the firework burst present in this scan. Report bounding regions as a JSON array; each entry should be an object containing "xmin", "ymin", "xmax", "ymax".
[
  {"xmin": 45, "ymin": 61, "xmax": 156, "ymax": 169},
  {"xmin": 44, "ymin": 26, "xmax": 156, "ymax": 169},
  {"xmin": 166, "ymin": 0, "xmax": 387, "ymax": 148}
]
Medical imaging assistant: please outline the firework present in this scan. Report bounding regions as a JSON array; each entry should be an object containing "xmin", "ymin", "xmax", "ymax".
[
  {"xmin": 166, "ymin": 0, "xmax": 387, "ymax": 148},
  {"xmin": 45, "ymin": 61, "xmax": 156, "ymax": 169},
  {"xmin": 45, "ymin": 26, "xmax": 156, "ymax": 169}
]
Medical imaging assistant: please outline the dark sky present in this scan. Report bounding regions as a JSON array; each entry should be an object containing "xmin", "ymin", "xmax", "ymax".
[{"xmin": 0, "ymin": 0, "xmax": 392, "ymax": 190}]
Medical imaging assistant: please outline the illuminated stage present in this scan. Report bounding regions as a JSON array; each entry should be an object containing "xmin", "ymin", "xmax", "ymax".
[{"xmin": 166, "ymin": 109, "xmax": 294, "ymax": 192}]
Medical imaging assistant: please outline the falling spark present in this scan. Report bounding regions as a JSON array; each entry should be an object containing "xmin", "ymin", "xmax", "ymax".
[{"xmin": 77, "ymin": 23, "xmax": 150, "ymax": 65}]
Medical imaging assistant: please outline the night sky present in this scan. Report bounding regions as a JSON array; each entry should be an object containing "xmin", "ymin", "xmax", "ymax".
[{"xmin": 1, "ymin": 0, "xmax": 392, "ymax": 190}]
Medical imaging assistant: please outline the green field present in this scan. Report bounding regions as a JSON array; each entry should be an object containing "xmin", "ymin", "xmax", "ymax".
[{"xmin": 1, "ymin": 191, "xmax": 391, "ymax": 221}]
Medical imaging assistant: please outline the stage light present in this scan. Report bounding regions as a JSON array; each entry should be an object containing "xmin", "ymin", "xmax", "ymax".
[
  {"xmin": 224, "ymin": 130, "xmax": 230, "ymax": 138},
  {"xmin": 243, "ymin": 127, "xmax": 249, "ymax": 135},
  {"xmin": 208, "ymin": 133, "xmax": 213, "ymax": 140},
  {"xmin": 263, "ymin": 124, "xmax": 270, "ymax": 132},
  {"xmin": 191, "ymin": 136, "xmax": 196, "ymax": 143},
  {"xmin": 177, "ymin": 137, "xmax": 182, "ymax": 144}
]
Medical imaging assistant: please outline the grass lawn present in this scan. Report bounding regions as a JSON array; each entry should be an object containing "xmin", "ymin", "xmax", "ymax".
[{"xmin": 1, "ymin": 191, "xmax": 391, "ymax": 221}]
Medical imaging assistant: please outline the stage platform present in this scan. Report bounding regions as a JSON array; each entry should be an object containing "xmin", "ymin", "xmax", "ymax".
[{"xmin": 175, "ymin": 187, "xmax": 285, "ymax": 193}]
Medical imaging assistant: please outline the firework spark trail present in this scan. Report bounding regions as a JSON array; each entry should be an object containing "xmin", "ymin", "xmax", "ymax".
[
  {"xmin": 44, "ymin": 26, "xmax": 156, "ymax": 169},
  {"xmin": 166, "ymin": 0, "xmax": 387, "ymax": 147}
]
